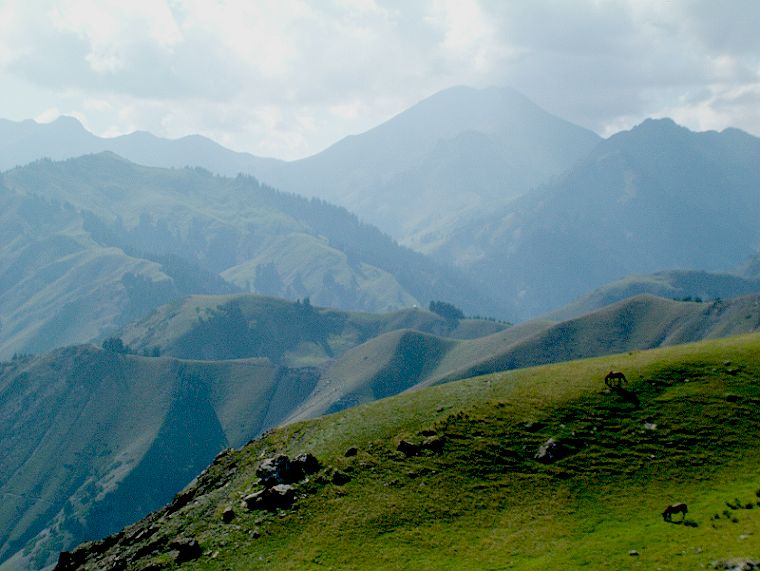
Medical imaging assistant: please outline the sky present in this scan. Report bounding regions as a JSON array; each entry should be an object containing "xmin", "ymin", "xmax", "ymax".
[{"xmin": 1, "ymin": 0, "xmax": 759, "ymax": 160}]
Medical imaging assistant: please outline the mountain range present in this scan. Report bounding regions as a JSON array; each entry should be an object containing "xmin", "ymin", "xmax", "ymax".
[
  {"xmin": 2, "ymin": 86, "xmax": 760, "ymax": 567},
  {"xmin": 3, "ymin": 290, "xmax": 760, "ymax": 569},
  {"xmin": 3, "ymin": 88, "xmax": 758, "ymax": 327},
  {"xmin": 250, "ymin": 86, "xmax": 601, "ymax": 249},
  {"xmin": 435, "ymin": 118, "xmax": 760, "ymax": 318},
  {"xmin": 0, "ymin": 152, "xmax": 499, "ymax": 358},
  {"xmin": 47, "ymin": 331, "xmax": 760, "ymax": 570}
]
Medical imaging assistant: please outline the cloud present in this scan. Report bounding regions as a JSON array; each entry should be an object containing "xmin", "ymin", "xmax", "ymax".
[{"xmin": 1, "ymin": 0, "xmax": 759, "ymax": 159}]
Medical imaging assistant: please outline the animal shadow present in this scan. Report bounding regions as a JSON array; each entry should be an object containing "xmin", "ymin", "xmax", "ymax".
[{"xmin": 612, "ymin": 386, "xmax": 640, "ymax": 408}]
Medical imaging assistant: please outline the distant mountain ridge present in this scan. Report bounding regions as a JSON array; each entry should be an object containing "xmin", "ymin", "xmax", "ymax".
[
  {"xmin": 436, "ymin": 118, "xmax": 760, "ymax": 319},
  {"xmin": 253, "ymin": 86, "xmax": 602, "ymax": 248},
  {"xmin": 548, "ymin": 268, "xmax": 760, "ymax": 321},
  {"xmin": 0, "ymin": 86, "xmax": 601, "ymax": 252},
  {"xmin": 0, "ymin": 115, "xmax": 281, "ymax": 175},
  {"xmin": 0, "ymin": 153, "xmax": 501, "ymax": 358}
]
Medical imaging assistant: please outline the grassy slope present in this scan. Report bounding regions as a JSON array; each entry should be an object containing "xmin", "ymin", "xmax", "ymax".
[
  {"xmin": 66, "ymin": 333, "xmax": 760, "ymax": 570},
  {"xmin": 286, "ymin": 294, "xmax": 760, "ymax": 422},
  {"xmin": 549, "ymin": 269, "xmax": 760, "ymax": 321},
  {"xmin": 0, "ymin": 347, "xmax": 294, "ymax": 570},
  {"xmin": 118, "ymin": 294, "xmax": 507, "ymax": 365}
]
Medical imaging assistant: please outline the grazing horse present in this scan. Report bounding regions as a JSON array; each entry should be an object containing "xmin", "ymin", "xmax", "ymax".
[
  {"xmin": 604, "ymin": 370, "xmax": 627, "ymax": 388},
  {"xmin": 662, "ymin": 503, "xmax": 688, "ymax": 522}
]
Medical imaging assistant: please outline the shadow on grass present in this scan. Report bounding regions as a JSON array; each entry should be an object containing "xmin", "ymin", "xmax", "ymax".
[{"xmin": 664, "ymin": 519, "xmax": 699, "ymax": 527}]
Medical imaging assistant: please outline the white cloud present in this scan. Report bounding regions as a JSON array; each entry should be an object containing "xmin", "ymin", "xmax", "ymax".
[{"xmin": 1, "ymin": 0, "xmax": 759, "ymax": 158}]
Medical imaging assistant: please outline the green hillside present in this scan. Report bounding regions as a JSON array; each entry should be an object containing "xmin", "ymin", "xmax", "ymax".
[
  {"xmin": 5, "ymin": 292, "xmax": 760, "ymax": 569},
  {"xmin": 0, "ymin": 301, "xmax": 505, "ymax": 570},
  {"xmin": 57, "ymin": 333, "xmax": 760, "ymax": 570},
  {"xmin": 549, "ymin": 269, "xmax": 760, "ymax": 321},
  {"xmin": 0, "ymin": 347, "xmax": 295, "ymax": 570},
  {"xmin": 0, "ymin": 153, "xmax": 502, "ymax": 358},
  {"xmin": 118, "ymin": 293, "xmax": 505, "ymax": 365}
]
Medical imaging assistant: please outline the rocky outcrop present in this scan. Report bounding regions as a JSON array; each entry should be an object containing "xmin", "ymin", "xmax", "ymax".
[{"xmin": 256, "ymin": 453, "xmax": 320, "ymax": 487}]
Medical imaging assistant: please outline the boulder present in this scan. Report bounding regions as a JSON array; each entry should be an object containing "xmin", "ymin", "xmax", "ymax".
[
  {"xmin": 534, "ymin": 438, "xmax": 566, "ymax": 464},
  {"xmin": 169, "ymin": 538, "xmax": 202, "ymax": 564},
  {"xmin": 256, "ymin": 453, "xmax": 320, "ymax": 487},
  {"xmin": 331, "ymin": 469, "xmax": 351, "ymax": 485},
  {"xmin": 243, "ymin": 484, "xmax": 296, "ymax": 511},
  {"xmin": 222, "ymin": 507, "xmax": 236, "ymax": 523},
  {"xmin": 397, "ymin": 440, "xmax": 420, "ymax": 457},
  {"xmin": 294, "ymin": 452, "xmax": 321, "ymax": 475},
  {"xmin": 421, "ymin": 436, "xmax": 444, "ymax": 454}
]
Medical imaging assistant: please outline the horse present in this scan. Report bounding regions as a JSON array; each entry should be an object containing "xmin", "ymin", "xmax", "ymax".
[
  {"xmin": 604, "ymin": 370, "xmax": 627, "ymax": 388},
  {"xmin": 662, "ymin": 503, "xmax": 688, "ymax": 521}
]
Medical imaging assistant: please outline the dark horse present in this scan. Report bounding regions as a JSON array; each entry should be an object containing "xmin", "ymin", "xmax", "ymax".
[
  {"xmin": 662, "ymin": 503, "xmax": 688, "ymax": 522},
  {"xmin": 604, "ymin": 370, "xmax": 627, "ymax": 388}
]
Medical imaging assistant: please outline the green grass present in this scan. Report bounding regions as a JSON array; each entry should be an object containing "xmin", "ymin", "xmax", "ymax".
[{"xmin": 68, "ymin": 333, "xmax": 760, "ymax": 570}]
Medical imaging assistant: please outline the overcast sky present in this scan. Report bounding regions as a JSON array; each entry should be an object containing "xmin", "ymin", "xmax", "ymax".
[{"xmin": 1, "ymin": 0, "xmax": 759, "ymax": 160}]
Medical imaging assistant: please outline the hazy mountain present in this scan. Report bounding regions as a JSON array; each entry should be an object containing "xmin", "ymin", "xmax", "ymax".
[
  {"xmin": 740, "ymin": 250, "xmax": 760, "ymax": 279},
  {"xmin": 0, "ymin": 116, "xmax": 281, "ymax": 175},
  {"xmin": 0, "ymin": 88, "xmax": 601, "ymax": 252},
  {"xmin": 547, "ymin": 269, "xmax": 760, "ymax": 321},
  {"xmin": 253, "ymin": 86, "xmax": 601, "ymax": 248},
  {"xmin": 0, "ymin": 153, "xmax": 501, "ymax": 358},
  {"xmin": 117, "ymin": 293, "xmax": 507, "ymax": 365},
  {"xmin": 437, "ymin": 119, "xmax": 760, "ymax": 319}
]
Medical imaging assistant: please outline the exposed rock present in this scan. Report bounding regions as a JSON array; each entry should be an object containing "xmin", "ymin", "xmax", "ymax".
[
  {"xmin": 257, "ymin": 453, "xmax": 320, "ymax": 487},
  {"xmin": 421, "ymin": 435, "xmax": 445, "ymax": 454},
  {"xmin": 331, "ymin": 469, "xmax": 351, "ymax": 485},
  {"xmin": 212, "ymin": 448, "xmax": 233, "ymax": 465},
  {"xmin": 711, "ymin": 559, "xmax": 760, "ymax": 570},
  {"xmin": 243, "ymin": 484, "xmax": 296, "ymax": 511},
  {"xmin": 397, "ymin": 440, "xmax": 420, "ymax": 457},
  {"xmin": 629, "ymin": 550, "xmax": 639, "ymax": 556},
  {"xmin": 534, "ymin": 438, "xmax": 567, "ymax": 464},
  {"xmin": 344, "ymin": 446, "xmax": 358, "ymax": 457},
  {"xmin": 222, "ymin": 507, "xmax": 236, "ymax": 523},
  {"xmin": 295, "ymin": 452, "xmax": 321, "ymax": 475},
  {"xmin": 524, "ymin": 421, "xmax": 545, "ymax": 432},
  {"xmin": 169, "ymin": 538, "xmax": 202, "ymax": 564},
  {"xmin": 55, "ymin": 550, "xmax": 86, "ymax": 571}
]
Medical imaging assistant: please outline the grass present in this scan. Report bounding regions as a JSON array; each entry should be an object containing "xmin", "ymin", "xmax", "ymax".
[{"xmin": 67, "ymin": 333, "xmax": 760, "ymax": 570}]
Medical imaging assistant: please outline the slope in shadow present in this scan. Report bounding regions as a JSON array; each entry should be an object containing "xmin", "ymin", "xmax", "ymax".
[{"xmin": 82, "ymin": 367, "xmax": 227, "ymax": 541}]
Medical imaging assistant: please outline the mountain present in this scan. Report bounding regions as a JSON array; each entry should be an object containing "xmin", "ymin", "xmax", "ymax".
[
  {"xmin": 53, "ymin": 332, "xmax": 760, "ymax": 570},
  {"xmin": 548, "ymin": 269, "xmax": 760, "ymax": 321},
  {"xmin": 282, "ymin": 293, "xmax": 760, "ymax": 422},
  {"xmin": 4, "ymin": 290, "xmax": 760, "ymax": 569},
  {"xmin": 0, "ymin": 88, "xmax": 601, "ymax": 250},
  {"xmin": 436, "ymin": 119, "xmax": 760, "ymax": 319},
  {"xmin": 0, "ymin": 153, "xmax": 501, "ymax": 358},
  {"xmin": 740, "ymin": 250, "xmax": 760, "ymax": 279},
  {"xmin": 0, "ymin": 300, "xmax": 507, "ymax": 570},
  {"xmin": 0, "ymin": 347, "xmax": 281, "ymax": 570},
  {"xmin": 0, "ymin": 116, "xmax": 281, "ymax": 175},
  {"xmin": 253, "ymin": 86, "xmax": 601, "ymax": 248},
  {"xmin": 116, "ymin": 294, "xmax": 507, "ymax": 365}
]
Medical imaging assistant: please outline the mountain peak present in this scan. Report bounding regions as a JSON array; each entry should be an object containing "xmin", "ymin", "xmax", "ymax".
[{"xmin": 47, "ymin": 115, "xmax": 87, "ymax": 131}]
